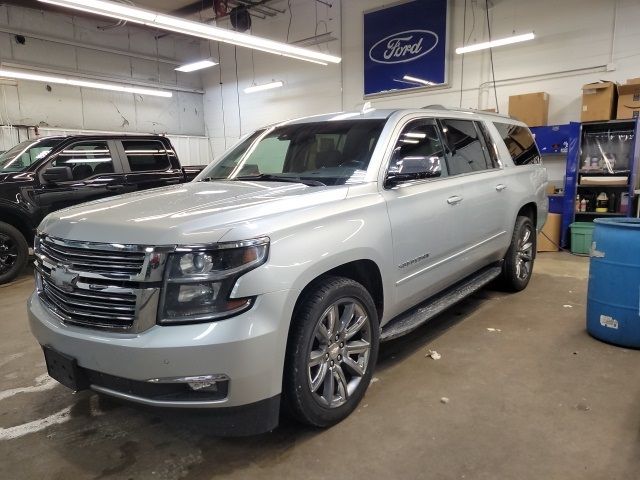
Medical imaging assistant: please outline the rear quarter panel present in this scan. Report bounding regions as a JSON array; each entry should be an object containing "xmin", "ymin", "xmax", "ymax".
[{"xmin": 484, "ymin": 120, "xmax": 548, "ymax": 238}]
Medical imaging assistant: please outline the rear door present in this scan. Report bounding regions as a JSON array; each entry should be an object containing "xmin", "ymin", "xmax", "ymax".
[
  {"xmin": 437, "ymin": 118, "xmax": 510, "ymax": 274},
  {"xmin": 34, "ymin": 139, "xmax": 127, "ymax": 216},
  {"xmin": 117, "ymin": 138, "xmax": 184, "ymax": 193}
]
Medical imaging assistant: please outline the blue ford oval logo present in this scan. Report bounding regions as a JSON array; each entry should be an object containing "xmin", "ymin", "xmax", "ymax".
[{"xmin": 369, "ymin": 30, "xmax": 439, "ymax": 65}]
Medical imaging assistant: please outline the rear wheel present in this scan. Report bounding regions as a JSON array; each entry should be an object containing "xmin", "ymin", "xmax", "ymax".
[
  {"xmin": 283, "ymin": 276, "xmax": 379, "ymax": 427},
  {"xmin": 0, "ymin": 222, "xmax": 28, "ymax": 285},
  {"xmin": 500, "ymin": 215, "xmax": 536, "ymax": 291}
]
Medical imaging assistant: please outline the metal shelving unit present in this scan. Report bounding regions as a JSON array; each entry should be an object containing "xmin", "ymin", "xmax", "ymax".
[{"xmin": 560, "ymin": 118, "xmax": 640, "ymax": 247}]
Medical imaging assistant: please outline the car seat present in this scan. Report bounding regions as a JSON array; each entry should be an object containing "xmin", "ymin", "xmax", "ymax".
[
  {"xmin": 93, "ymin": 162, "xmax": 114, "ymax": 175},
  {"xmin": 72, "ymin": 164, "xmax": 93, "ymax": 180}
]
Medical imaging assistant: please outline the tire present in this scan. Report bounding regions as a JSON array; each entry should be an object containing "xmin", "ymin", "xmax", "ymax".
[
  {"xmin": 0, "ymin": 221, "xmax": 28, "ymax": 285},
  {"xmin": 283, "ymin": 276, "xmax": 380, "ymax": 428},
  {"xmin": 500, "ymin": 215, "xmax": 536, "ymax": 292}
]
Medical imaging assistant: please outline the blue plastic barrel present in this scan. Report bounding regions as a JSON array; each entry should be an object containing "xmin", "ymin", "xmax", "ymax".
[{"xmin": 587, "ymin": 218, "xmax": 640, "ymax": 348}]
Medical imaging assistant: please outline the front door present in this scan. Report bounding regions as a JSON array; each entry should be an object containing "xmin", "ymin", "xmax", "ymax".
[
  {"xmin": 381, "ymin": 118, "xmax": 469, "ymax": 313},
  {"xmin": 34, "ymin": 140, "xmax": 126, "ymax": 220}
]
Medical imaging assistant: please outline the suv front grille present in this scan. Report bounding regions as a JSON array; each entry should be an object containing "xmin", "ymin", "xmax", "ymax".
[
  {"xmin": 39, "ymin": 236, "xmax": 146, "ymax": 276},
  {"xmin": 34, "ymin": 234, "xmax": 169, "ymax": 332},
  {"xmin": 38, "ymin": 265, "xmax": 137, "ymax": 329}
]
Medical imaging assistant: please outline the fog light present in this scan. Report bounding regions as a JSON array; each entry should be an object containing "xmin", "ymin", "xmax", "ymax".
[
  {"xmin": 147, "ymin": 373, "xmax": 229, "ymax": 392},
  {"xmin": 188, "ymin": 380, "xmax": 218, "ymax": 392}
]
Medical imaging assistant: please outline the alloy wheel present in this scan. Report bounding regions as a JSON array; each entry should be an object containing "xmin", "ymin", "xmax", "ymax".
[
  {"xmin": 515, "ymin": 224, "xmax": 534, "ymax": 280},
  {"xmin": 307, "ymin": 298, "xmax": 372, "ymax": 408},
  {"xmin": 0, "ymin": 233, "xmax": 18, "ymax": 275}
]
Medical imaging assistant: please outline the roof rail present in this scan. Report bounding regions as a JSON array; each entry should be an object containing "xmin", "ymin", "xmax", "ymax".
[{"xmin": 421, "ymin": 104, "xmax": 512, "ymax": 119}]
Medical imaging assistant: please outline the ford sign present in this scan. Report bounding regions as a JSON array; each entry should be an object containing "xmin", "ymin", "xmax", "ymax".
[{"xmin": 368, "ymin": 30, "xmax": 439, "ymax": 65}]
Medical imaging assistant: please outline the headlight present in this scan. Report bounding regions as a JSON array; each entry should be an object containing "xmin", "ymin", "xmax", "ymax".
[{"xmin": 158, "ymin": 237, "xmax": 269, "ymax": 325}]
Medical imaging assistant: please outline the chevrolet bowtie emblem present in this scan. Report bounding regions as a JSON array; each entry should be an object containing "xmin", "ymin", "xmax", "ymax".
[{"xmin": 50, "ymin": 264, "xmax": 79, "ymax": 293}]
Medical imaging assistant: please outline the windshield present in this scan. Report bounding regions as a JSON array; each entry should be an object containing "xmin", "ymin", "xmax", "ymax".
[
  {"xmin": 0, "ymin": 138, "xmax": 63, "ymax": 173},
  {"xmin": 197, "ymin": 120, "xmax": 386, "ymax": 186}
]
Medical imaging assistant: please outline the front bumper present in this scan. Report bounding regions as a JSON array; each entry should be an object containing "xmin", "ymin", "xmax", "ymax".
[{"xmin": 28, "ymin": 288, "xmax": 295, "ymax": 415}]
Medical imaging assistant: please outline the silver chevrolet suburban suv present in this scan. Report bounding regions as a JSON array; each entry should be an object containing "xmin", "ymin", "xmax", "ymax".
[{"xmin": 28, "ymin": 107, "xmax": 547, "ymax": 435}]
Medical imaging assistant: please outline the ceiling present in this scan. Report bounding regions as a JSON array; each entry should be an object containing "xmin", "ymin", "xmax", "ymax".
[
  {"xmin": 3, "ymin": 0, "xmax": 286, "ymax": 18},
  {"xmin": 136, "ymin": 0, "xmax": 199, "ymax": 11},
  {"xmin": 3, "ymin": 0, "xmax": 210, "ymax": 15}
]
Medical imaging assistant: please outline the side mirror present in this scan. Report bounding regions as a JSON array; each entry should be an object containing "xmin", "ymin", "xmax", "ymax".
[
  {"xmin": 385, "ymin": 156, "xmax": 442, "ymax": 187},
  {"xmin": 42, "ymin": 166, "xmax": 72, "ymax": 184}
]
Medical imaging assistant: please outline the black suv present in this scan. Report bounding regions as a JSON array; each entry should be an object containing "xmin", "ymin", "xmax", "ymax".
[{"xmin": 0, "ymin": 135, "xmax": 203, "ymax": 284}]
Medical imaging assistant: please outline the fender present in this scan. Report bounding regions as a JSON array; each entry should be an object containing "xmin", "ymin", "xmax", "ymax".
[
  {"xmin": 0, "ymin": 202, "xmax": 37, "ymax": 240},
  {"xmin": 228, "ymin": 187, "xmax": 397, "ymax": 324}
]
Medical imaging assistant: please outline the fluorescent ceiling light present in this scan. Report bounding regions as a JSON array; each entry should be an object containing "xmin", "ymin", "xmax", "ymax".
[
  {"xmin": 0, "ymin": 68, "xmax": 173, "ymax": 97},
  {"xmin": 402, "ymin": 75, "xmax": 437, "ymax": 86},
  {"xmin": 244, "ymin": 81, "xmax": 284, "ymax": 94},
  {"xmin": 175, "ymin": 59, "xmax": 218, "ymax": 72},
  {"xmin": 404, "ymin": 132, "xmax": 427, "ymax": 139},
  {"xmin": 38, "ymin": 0, "xmax": 342, "ymax": 65},
  {"xmin": 456, "ymin": 32, "xmax": 535, "ymax": 54}
]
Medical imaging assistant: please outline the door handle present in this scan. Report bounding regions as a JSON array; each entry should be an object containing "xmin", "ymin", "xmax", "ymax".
[
  {"xmin": 495, "ymin": 184, "xmax": 508, "ymax": 192},
  {"xmin": 447, "ymin": 195, "xmax": 463, "ymax": 205},
  {"xmin": 105, "ymin": 184, "xmax": 124, "ymax": 191}
]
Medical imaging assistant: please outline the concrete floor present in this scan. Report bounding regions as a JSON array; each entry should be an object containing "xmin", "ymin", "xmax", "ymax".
[{"xmin": 1, "ymin": 252, "xmax": 639, "ymax": 479}]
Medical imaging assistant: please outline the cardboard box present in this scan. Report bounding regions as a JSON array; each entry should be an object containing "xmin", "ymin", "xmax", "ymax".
[
  {"xmin": 537, "ymin": 213, "xmax": 561, "ymax": 252},
  {"xmin": 508, "ymin": 92, "xmax": 549, "ymax": 126},
  {"xmin": 617, "ymin": 81, "xmax": 640, "ymax": 119},
  {"xmin": 545, "ymin": 183, "xmax": 556, "ymax": 195},
  {"xmin": 581, "ymin": 81, "xmax": 617, "ymax": 122}
]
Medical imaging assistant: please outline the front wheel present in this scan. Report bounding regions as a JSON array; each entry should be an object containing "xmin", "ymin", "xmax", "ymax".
[
  {"xmin": 283, "ymin": 276, "xmax": 379, "ymax": 427},
  {"xmin": 0, "ymin": 222, "xmax": 28, "ymax": 285},
  {"xmin": 500, "ymin": 215, "xmax": 536, "ymax": 292}
]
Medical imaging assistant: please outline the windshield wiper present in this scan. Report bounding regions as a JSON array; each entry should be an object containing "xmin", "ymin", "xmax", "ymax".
[{"xmin": 233, "ymin": 174, "xmax": 326, "ymax": 187}]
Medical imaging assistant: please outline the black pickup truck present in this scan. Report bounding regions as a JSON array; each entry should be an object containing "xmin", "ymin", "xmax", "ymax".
[{"xmin": 0, "ymin": 134, "xmax": 204, "ymax": 284}]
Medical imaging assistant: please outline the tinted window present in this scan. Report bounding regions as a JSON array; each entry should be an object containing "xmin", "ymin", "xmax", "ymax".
[
  {"xmin": 0, "ymin": 138, "xmax": 62, "ymax": 173},
  {"xmin": 52, "ymin": 141, "xmax": 114, "ymax": 180},
  {"xmin": 494, "ymin": 123, "xmax": 541, "ymax": 165},
  {"xmin": 440, "ymin": 119, "xmax": 492, "ymax": 175},
  {"xmin": 200, "ymin": 120, "xmax": 386, "ymax": 186},
  {"xmin": 389, "ymin": 119, "xmax": 447, "ymax": 178},
  {"xmin": 122, "ymin": 140, "xmax": 170, "ymax": 172}
]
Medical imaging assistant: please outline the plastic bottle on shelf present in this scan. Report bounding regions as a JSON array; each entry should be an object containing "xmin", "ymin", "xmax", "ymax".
[
  {"xmin": 575, "ymin": 195, "xmax": 581, "ymax": 212},
  {"xmin": 608, "ymin": 192, "xmax": 617, "ymax": 213},
  {"xmin": 596, "ymin": 192, "xmax": 609, "ymax": 213},
  {"xmin": 619, "ymin": 193, "xmax": 629, "ymax": 214},
  {"xmin": 580, "ymin": 198, "xmax": 587, "ymax": 212}
]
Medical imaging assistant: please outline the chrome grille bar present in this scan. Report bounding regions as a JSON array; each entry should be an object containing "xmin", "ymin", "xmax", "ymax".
[
  {"xmin": 40, "ymin": 238, "xmax": 145, "ymax": 274},
  {"xmin": 34, "ymin": 234, "xmax": 171, "ymax": 332}
]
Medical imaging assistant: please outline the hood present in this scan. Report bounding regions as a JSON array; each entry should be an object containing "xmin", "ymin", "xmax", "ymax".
[{"xmin": 40, "ymin": 180, "xmax": 350, "ymax": 245}]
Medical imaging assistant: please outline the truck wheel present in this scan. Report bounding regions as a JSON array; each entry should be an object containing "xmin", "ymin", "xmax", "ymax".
[
  {"xmin": 283, "ymin": 276, "xmax": 379, "ymax": 427},
  {"xmin": 500, "ymin": 215, "xmax": 536, "ymax": 292},
  {"xmin": 0, "ymin": 222, "xmax": 28, "ymax": 285}
]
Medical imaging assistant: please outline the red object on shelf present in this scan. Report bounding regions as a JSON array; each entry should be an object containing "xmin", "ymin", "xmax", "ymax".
[{"xmin": 213, "ymin": 0, "xmax": 229, "ymax": 18}]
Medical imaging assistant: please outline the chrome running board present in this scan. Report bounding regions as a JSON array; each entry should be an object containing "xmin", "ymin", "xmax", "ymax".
[{"xmin": 380, "ymin": 264, "xmax": 503, "ymax": 342}]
